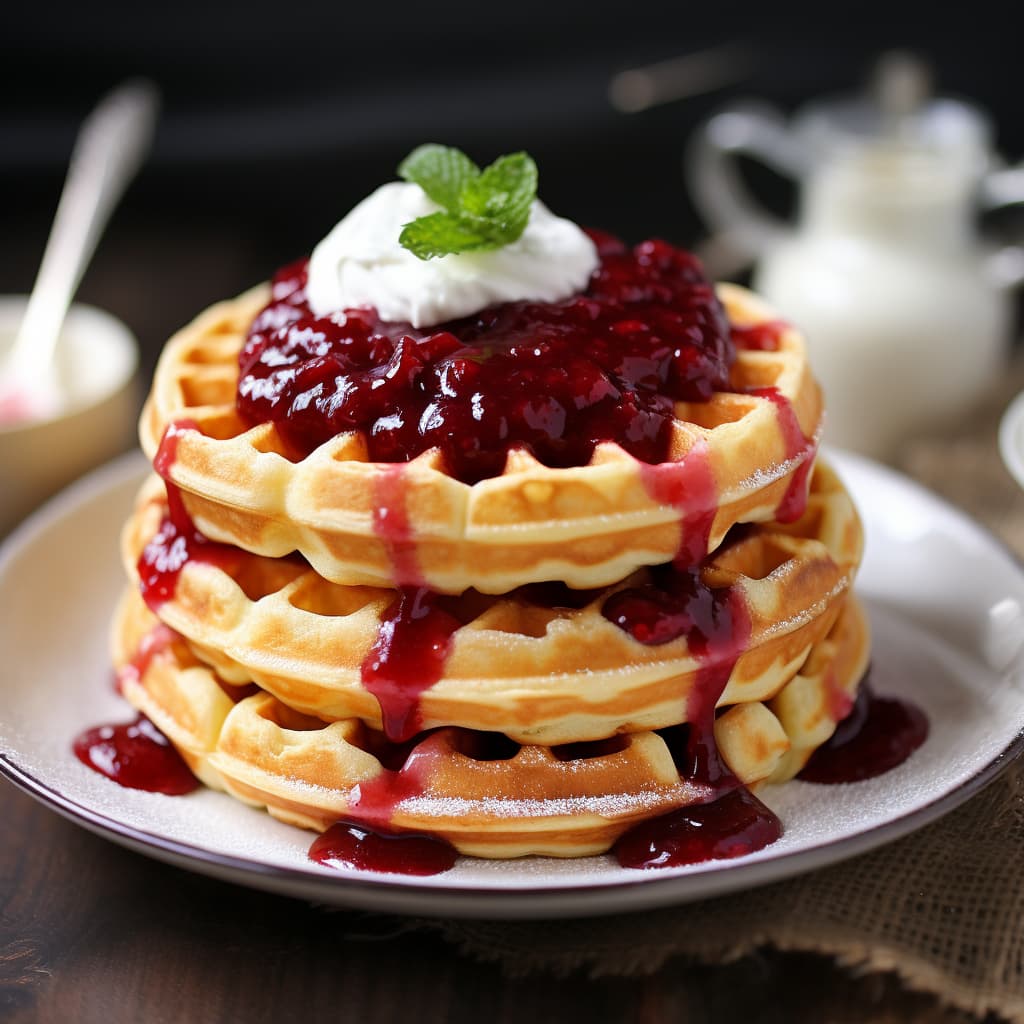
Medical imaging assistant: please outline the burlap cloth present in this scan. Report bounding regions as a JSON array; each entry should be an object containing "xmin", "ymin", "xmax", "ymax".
[{"xmin": 413, "ymin": 364, "xmax": 1024, "ymax": 1022}]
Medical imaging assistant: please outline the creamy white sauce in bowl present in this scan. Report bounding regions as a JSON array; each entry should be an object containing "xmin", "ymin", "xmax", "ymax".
[{"xmin": 0, "ymin": 297, "xmax": 138, "ymax": 533}]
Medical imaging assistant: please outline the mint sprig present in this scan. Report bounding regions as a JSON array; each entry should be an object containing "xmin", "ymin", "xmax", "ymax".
[{"xmin": 397, "ymin": 144, "xmax": 538, "ymax": 260}]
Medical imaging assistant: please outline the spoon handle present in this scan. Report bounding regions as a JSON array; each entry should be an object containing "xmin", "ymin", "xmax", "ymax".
[{"xmin": 9, "ymin": 80, "xmax": 159, "ymax": 378}]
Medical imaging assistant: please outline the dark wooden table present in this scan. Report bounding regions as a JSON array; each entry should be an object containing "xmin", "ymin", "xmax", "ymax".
[{"xmin": 0, "ymin": 778, "xmax": 990, "ymax": 1024}]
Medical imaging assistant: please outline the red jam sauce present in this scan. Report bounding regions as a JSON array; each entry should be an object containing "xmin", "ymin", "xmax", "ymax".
[
  {"xmin": 73, "ymin": 714, "xmax": 199, "ymax": 795},
  {"xmin": 114, "ymin": 622, "xmax": 178, "ymax": 695},
  {"xmin": 136, "ymin": 499, "xmax": 237, "ymax": 613},
  {"xmin": 732, "ymin": 320, "xmax": 788, "ymax": 351},
  {"xmin": 747, "ymin": 386, "xmax": 816, "ymax": 524},
  {"xmin": 310, "ymin": 727, "xmax": 459, "ymax": 875},
  {"xmin": 603, "ymin": 565, "xmax": 781, "ymax": 866},
  {"xmin": 371, "ymin": 464, "xmax": 423, "ymax": 586},
  {"xmin": 360, "ymin": 587, "xmax": 463, "ymax": 743},
  {"xmin": 798, "ymin": 680, "xmax": 929, "ymax": 784},
  {"xmin": 309, "ymin": 821, "xmax": 457, "ymax": 876},
  {"xmin": 360, "ymin": 580, "xmax": 614, "ymax": 749},
  {"xmin": 635, "ymin": 440, "xmax": 718, "ymax": 568},
  {"xmin": 603, "ymin": 567, "xmax": 750, "ymax": 788},
  {"xmin": 614, "ymin": 786, "xmax": 781, "ymax": 868},
  {"xmin": 143, "ymin": 422, "xmax": 239, "ymax": 612},
  {"xmin": 235, "ymin": 233, "xmax": 735, "ymax": 484},
  {"xmin": 153, "ymin": 417, "xmax": 198, "ymax": 481}
]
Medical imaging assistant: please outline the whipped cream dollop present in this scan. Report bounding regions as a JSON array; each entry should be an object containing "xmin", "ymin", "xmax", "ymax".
[{"xmin": 305, "ymin": 182, "xmax": 599, "ymax": 328}]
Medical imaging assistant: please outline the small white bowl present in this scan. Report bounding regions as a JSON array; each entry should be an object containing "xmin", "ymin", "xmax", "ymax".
[
  {"xmin": 0, "ymin": 297, "xmax": 139, "ymax": 535},
  {"xmin": 999, "ymin": 389, "xmax": 1024, "ymax": 492}
]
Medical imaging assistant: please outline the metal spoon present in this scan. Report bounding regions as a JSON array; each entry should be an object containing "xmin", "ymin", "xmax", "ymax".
[{"xmin": 1, "ymin": 80, "xmax": 159, "ymax": 420}]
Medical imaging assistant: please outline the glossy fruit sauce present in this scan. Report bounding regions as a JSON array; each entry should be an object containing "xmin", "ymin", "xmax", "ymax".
[
  {"xmin": 360, "ymin": 587, "xmax": 463, "ymax": 743},
  {"xmin": 798, "ymin": 679, "xmax": 929, "ymax": 784},
  {"xmin": 73, "ymin": 714, "xmax": 199, "ymax": 795},
  {"xmin": 141, "ymin": 420, "xmax": 240, "ymax": 612},
  {"xmin": 235, "ymin": 233, "xmax": 734, "ymax": 485},
  {"xmin": 601, "ymin": 564, "xmax": 782, "ymax": 866},
  {"xmin": 309, "ymin": 821, "xmax": 458, "ymax": 876}
]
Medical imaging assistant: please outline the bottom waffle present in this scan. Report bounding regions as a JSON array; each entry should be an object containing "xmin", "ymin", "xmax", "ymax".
[{"xmin": 113, "ymin": 588, "xmax": 870, "ymax": 858}]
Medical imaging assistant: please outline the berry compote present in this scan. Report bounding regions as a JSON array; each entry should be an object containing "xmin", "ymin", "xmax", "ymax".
[{"xmin": 236, "ymin": 233, "xmax": 734, "ymax": 484}]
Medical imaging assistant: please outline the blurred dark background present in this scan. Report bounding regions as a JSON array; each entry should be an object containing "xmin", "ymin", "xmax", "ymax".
[{"xmin": 3, "ymin": 0, "xmax": 1021, "ymax": 376}]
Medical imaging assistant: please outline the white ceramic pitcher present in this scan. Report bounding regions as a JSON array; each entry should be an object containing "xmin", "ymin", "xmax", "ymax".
[{"xmin": 688, "ymin": 58, "xmax": 1024, "ymax": 458}]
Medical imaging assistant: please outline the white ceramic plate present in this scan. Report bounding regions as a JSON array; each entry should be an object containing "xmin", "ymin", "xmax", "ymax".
[
  {"xmin": 2, "ymin": 450, "xmax": 1023, "ymax": 919},
  {"xmin": 999, "ymin": 389, "xmax": 1024, "ymax": 491}
]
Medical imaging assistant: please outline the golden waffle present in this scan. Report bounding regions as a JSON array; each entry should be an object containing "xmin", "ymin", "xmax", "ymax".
[
  {"xmin": 767, "ymin": 594, "xmax": 871, "ymax": 783},
  {"xmin": 123, "ymin": 460, "xmax": 861, "ymax": 745},
  {"xmin": 113, "ymin": 589, "xmax": 869, "ymax": 858},
  {"xmin": 110, "ymin": 588, "xmax": 235, "ymax": 793},
  {"xmin": 139, "ymin": 283, "xmax": 823, "ymax": 594}
]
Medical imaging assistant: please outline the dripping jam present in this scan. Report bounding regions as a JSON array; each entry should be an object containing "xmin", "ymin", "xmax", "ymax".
[
  {"xmin": 732, "ymin": 320, "xmax": 788, "ymax": 351},
  {"xmin": 746, "ymin": 386, "xmax": 816, "ymax": 524},
  {"xmin": 602, "ymin": 565, "xmax": 782, "ymax": 866},
  {"xmin": 141, "ymin": 421, "xmax": 238, "ymax": 612},
  {"xmin": 309, "ymin": 737, "xmax": 459, "ymax": 876},
  {"xmin": 360, "ymin": 586, "xmax": 463, "ymax": 743}
]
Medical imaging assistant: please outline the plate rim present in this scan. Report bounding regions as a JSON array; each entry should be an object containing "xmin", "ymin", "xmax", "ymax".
[
  {"xmin": 999, "ymin": 389, "xmax": 1024, "ymax": 492},
  {"xmin": 4, "ymin": 730, "xmax": 1023, "ymax": 920},
  {"xmin": 2, "ymin": 449, "xmax": 1023, "ymax": 920}
]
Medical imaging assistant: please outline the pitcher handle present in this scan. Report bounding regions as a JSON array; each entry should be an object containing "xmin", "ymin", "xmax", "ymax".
[
  {"xmin": 686, "ymin": 102, "xmax": 807, "ymax": 263},
  {"xmin": 981, "ymin": 161, "xmax": 1024, "ymax": 289}
]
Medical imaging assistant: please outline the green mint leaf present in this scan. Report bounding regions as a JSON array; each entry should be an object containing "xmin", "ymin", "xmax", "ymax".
[
  {"xmin": 398, "ymin": 212, "xmax": 496, "ymax": 260},
  {"xmin": 397, "ymin": 144, "xmax": 480, "ymax": 212},
  {"xmin": 458, "ymin": 152, "xmax": 537, "ymax": 242},
  {"xmin": 396, "ymin": 145, "xmax": 539, "ymax": 260}
]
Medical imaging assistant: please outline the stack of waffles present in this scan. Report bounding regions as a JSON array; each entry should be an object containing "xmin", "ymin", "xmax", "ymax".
[{"xmin": 113, "ymin": 278, "xmax": 869, "ymax": 863}]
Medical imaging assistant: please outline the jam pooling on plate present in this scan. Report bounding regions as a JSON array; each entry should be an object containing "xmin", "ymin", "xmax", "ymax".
[
  {"xmin": 73, "ymin": 714, "xmax": 199, "ymax": 795},
  {"xmin": 309, "ymin": 732, "xmax": 459, "ymax": 876},
  {"xmin": 613, "ymin": 787, "xmax": 781, "ymax": 868},
  {"xmin": 798, "ymin": 679, "xmax": 929, "ymax": 784},
  {"xmin": 309, "ymin": 821, "xmax": 457, "ymax": 876},
  {"xmin": 236, "ymin": 233, "xmax": 735, "ymax": 484}
]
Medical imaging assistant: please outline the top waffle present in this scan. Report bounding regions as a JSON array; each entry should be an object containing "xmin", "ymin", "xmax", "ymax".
[{"xmin": 140, "ymin": 282, "xmax": 822, "ymax": 595}]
